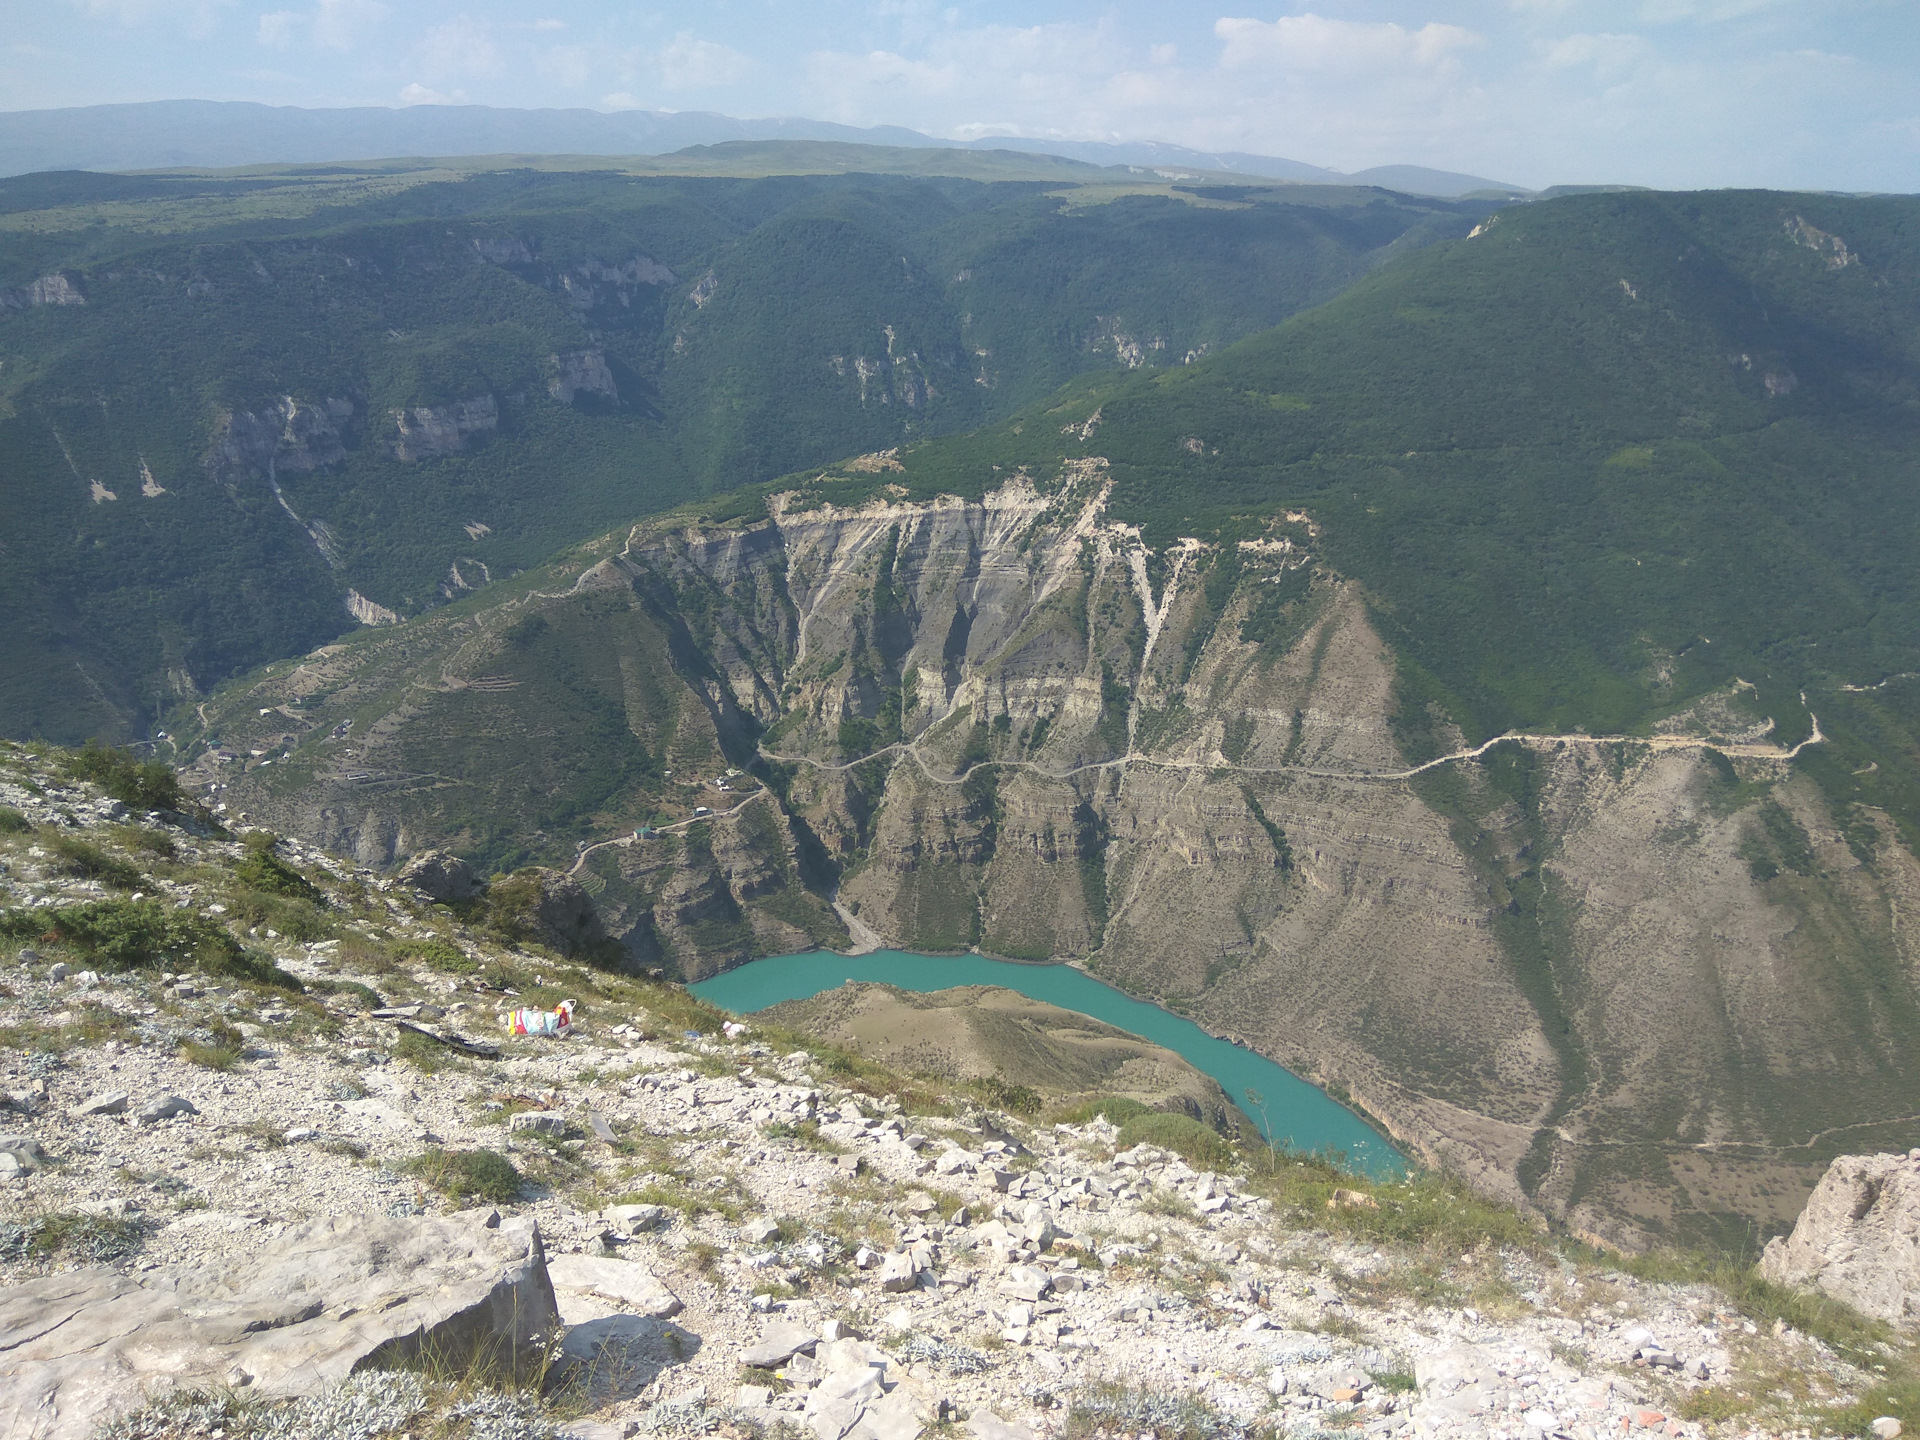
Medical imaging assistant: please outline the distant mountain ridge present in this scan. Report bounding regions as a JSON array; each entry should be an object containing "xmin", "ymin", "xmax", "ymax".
[{"xmin": 0, "ymin": 100, "xmax": 1527, "ymax": 198}]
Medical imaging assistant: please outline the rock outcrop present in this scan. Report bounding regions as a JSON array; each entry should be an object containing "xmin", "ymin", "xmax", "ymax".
[
  {"xmin": 488, "ymin": 867, "xmax": 611, "ymax": 958},
  {"xmin": 0, "ymin": 1213, "xmax": 557, "ymax": 1440},
  {"xmin": 1, "ymin": 273, "xmax": 86, "ymax": 308},
  {"xmin": 390, "ymin": 395, "xmax": 498, "ymax": 461},
  {"xmin": 205, "ymin": 396, "xmax": 355, "ymax": 481},
  {"xmin": 1761, "ymin": 1150, "xmax": 1920, "ymax": 1324},
  {"xmin": 550, "ymin": 348, "xmax": 618, "ymax": 404},
  {"xmin": 398, "ymin": 848, "xmax": 485, "ymax": 903}
]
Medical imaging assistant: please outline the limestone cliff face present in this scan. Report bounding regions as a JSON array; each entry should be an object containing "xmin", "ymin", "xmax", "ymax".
[
  {"xmin": 187, "ymin": 476, "xmax": 1920, "ymax": 1246},
  {"xmin": 205, "ymin": 396, "xmax": 356, "ymax": 482},
  {"xmin": 390, "ymin": 396, "xmax": 498, "ymax": 461},
  {"xmin": 1762, "ymin": 1150, "xmax": 1920, "ymax": 1324}
]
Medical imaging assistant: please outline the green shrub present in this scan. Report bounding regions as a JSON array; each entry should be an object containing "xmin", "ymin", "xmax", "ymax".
[
  {"xmin": 1052, "ymin": 1095, "xmax": 1153, "ymax": 1126},
  {"xmin": 60, "ymin": 742, "xmax": 182, "ymax": 812},
  {"xmin": 45, "ymin": 833, "xmax": 143, "ymax": 889},
  {"xmin": 233, "ymin": 834, "xmax": 323, "ymax": 903},
  {"xmin": 0, "ymin": 899, "xmax": 300, "ymax": 989},
  {"xmin": 0, "ymin": 807, "xmax": 30, "ymax": 834},
  {"xmin": 1116, "ymin": 1111, "xmax": 1237, "ymax": 1171},
  {"xmin": 969, "ymin": 1075, "xmax": 1042, "ymax": 1116},
  {"xmin": 398, "ymin": 938, "xmax": 474, "ymax": 974},
  {"xmin": 224, "ymin": 886, "xmax": 333, "ymax": 942},
  {"xmin": 404, "ymin": 1147, "xmax": 523, "ymax": 1204}
]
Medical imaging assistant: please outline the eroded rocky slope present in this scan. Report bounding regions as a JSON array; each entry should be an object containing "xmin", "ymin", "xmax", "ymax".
[{"xmin": 178, "ymin": 474, "xmax": 1920, "ymax": 1248}]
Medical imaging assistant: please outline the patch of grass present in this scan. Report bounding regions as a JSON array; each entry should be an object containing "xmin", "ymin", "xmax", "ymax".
[
  {"xmin": 394, "ymin": 1028, "xmax": 468, "ymax": 1075},
  {"xmin": 1824, "ymin": 1374, "xmax": 1920, "ymax": 1437},
  {"xmin": 0, "ymin": 807, "xmax": 30, "ymax": 833},
  {"xmin": 179, "ymin": 1021, "xmax": 246, "ymax": 1070},
  {"xmin": 45, "ymin": 832, "xmax": 144, "ymax": 889},
  {"xmin": 404, "ymin": 1146, "xmax": 524, "ymax": 1205},
  {"xmin": 236, "ymin": 1118, "xmax": 287, "ymax": 1149},
  {"xmin": 398, "ymin": 938, "xmax": 475, "ymax": 974},
  {"xmin": 317, "ymin": 1137, "xmax": 369, "ymax": 1160},
  {"xmin": 1117, "ymin": 1112, "xmax": 1236, "ymax": 1171},
  {"xmin": 1051, "ymin": 1096, "xmax": 1154, "ymax": 1126},
  {"xmin": 0, "ymin": 1209, "xmax": 144, "ymax": 1263},
  {"xmin": 1244, "ymin": 1156, "xmax": 1544, "ymax": 1257},
  {"xmin": 1619, "ymin": 1248, "xmax": 1893, "ymax": 1367},
  {"xmin": 110, "ymin": 824, "xmax": 177, "ymax": 858},
  {"xmin": 1066, "ymin": 1379, "xmax": 1273, "ymax": 1440},
  {"xmin": 967, "ymin": 1075, "xmax": 1042, "ymax": 1116}
]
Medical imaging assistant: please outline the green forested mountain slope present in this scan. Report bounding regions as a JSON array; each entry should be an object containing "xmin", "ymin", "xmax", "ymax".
[
  {"xmin": 0, "ymin": 158, "xmax": 1484, "ymax": 743},
  {"xmin": 827, "ymin": 188, "xmax": 1920, "ymax": 841}
]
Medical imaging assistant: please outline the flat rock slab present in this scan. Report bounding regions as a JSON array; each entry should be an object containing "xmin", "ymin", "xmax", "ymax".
[
  {"xmin": 966, "ymin": 1412, "xmax": 1036, "ymax": 1440},
  {"xmin": 0, "ymin": 1213, "xmax": 558, "ymax": 1440},
  {"xmin": 742, "ymin": 1320, "xmax": 819, "ymax": 1368},
  {"xmin": 547, "ymin": 1253, "xmax": 683, "ymax": 1318}
]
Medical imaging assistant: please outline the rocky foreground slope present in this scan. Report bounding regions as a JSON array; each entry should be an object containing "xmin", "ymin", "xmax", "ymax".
[{"xmin": 1, "ymin": 742, "xmax": 1913, "ymax": 1440}]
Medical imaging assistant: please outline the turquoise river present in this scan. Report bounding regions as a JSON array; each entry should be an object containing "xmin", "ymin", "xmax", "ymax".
[{"xmin": 690, "ymin": 950, "xmax": 1405, "ymax": 1180}]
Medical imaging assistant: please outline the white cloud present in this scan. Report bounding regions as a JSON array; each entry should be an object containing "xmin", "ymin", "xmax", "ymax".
[
  {"xmin": 68, "ymin": 0, "xmax": 232, "ymax": 39},
  {"xmin": 656, "ymin": 32, "xmax": 753, "ymax": 91},
  {"xmin": 537, "ymin": 44, "xmax": 593, "ymax": 90},
  {"xmin": 256, "ymin": 9, "xmax": 297, "ymax": 48},
  {"xmin": 1543, "ymin": 31, "xmax": 1652, "ymax": 73},
  {"xmin": 421, "ymin": 15, "xmax": 500, "ymax": 79},
  {"xmin": 253, "ymin": 0, "xmax": 380, "ymax": 52},
  {"xmin": 1214, "ymin": 14, "xmax": 1483, "ymax": 75},
  {"xmin": 312, "ymin": 0, "xmax": 382, "ymax": 51},
  {"xmin": 398, "ymin": 81, "xmax": 453, "ymax": 105}
]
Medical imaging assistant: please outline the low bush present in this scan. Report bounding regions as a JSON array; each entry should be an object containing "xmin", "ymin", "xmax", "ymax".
[
  {"xmin": 224, "ymin": 887, "xmax": 333, "ymax": 942},
  {"xmin": 0, "ymin": 807, "xmax": 30, "ymax": 833},
  {"xmin": 0, "ymin": 899, "xmax": 301, "ymax": 989},
  {"xmin": 60, "ymin": 742, "xmax": 182, "ymax": 812},
  {"xmin": 968, "ymin": 1075, "xmax": 1042, "ymax": 1116},
  {"xmin": 1116, "ymin": 1112, "xmax": 1236, "ymax": 1171},
  {"xmin": 233, "ymin": 833, "xmax": 323, "ymax": 903},
  {"xmin": 404, "ymin": 1147, "xmax": 523, "ymax": 1205}
]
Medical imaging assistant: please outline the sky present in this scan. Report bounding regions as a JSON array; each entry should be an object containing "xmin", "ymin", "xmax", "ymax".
[{"xmin": 2, "ymin": 1, "xmax": 1916, "ymax": 191}]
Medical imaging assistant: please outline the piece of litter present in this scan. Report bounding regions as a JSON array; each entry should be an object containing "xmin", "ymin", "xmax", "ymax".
[{"xmin": 505, "ymin": 1000, "xmax": 574, "ymax": 1038}]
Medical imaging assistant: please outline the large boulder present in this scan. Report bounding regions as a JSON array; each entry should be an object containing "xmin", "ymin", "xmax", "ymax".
[
  {"xmin": 0, "ymin": 1213, "xmax": 558, "ymax": 1439},
  {"xmin": 396, "ymin": 848, "xmax": 484, "ymax": 903},
  {"xmin": 485, "ymin": 867, "xmax": 609, "ymax": 958},
  {"xmin": 1761, "ymin": 1150, "xmax": 1920, "ymax": 1324}
]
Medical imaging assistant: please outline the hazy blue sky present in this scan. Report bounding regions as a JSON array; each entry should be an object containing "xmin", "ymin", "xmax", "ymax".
[{"xmin": 4, "ymin": 2, "xmax": 1915, "ymax": 190}]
